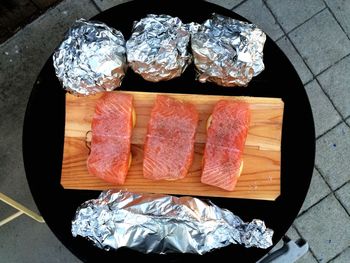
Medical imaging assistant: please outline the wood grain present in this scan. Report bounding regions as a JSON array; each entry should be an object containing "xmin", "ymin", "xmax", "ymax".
[{"xmin": 61, "ymin": 91, "xmax": 283, "ymax": 200}]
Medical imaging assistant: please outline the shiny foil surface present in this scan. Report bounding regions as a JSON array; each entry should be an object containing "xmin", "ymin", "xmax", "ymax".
[
  {"xmin": 53, "ymin": 19, "xmax": 126, "ymax": 95},
  {"xmin": 72, "ymin": 190, "xmax": 273, "ymax": 254},
  {"xmin": 191, "ymin": 14, "xmax": 266, "ymax": 87},
  {"xmin": 126, "ymin": 14, "xmax": 192, "ymax": 82}
]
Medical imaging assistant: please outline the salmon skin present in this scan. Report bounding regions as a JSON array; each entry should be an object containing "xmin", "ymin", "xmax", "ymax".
[
  {"xmin": 143, "ymin": 95, "xmax": 199, "ymax": 180},
  {"xmin": 201, "ymin": 100, "xmax": 250, "ymax": 191},
  {"xmin": 87, "ymin": 92, "xmax": 133, "ymax": 185}
]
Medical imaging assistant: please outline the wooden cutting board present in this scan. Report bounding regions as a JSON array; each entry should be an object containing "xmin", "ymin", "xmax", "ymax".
[{"xmin": 61, "ymin": 91, "xmax": 283, "ymax": 200}]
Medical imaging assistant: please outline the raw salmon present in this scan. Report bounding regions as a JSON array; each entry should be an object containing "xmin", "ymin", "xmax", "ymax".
[
  {"xmin": 201, "ymin": 100, "xmax": 250, "ymax": 191},
  {"xmin": 87, "ymin": 92, "xmax": 133, "ymax": 184},
  {"xmin": 143, "ymin": 95, "xmax": 199, "ymax": 180}
]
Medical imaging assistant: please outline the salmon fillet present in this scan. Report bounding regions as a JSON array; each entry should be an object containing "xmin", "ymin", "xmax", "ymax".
[
  {"xmin": 87, "ymin": 92, "xmax": 133, "ymax": 184},
  {"xmin": 143, "ymin": 95, "xmax": 199, "ymax": 180},
  {"xmin": 201, "ymin": 100, "xmax": 250, "ymax": 191}
]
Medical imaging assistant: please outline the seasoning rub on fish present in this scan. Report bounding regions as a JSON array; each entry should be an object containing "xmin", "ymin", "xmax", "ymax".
[
  {"xmin": 87, "ymin": 92, "xmax": 134, "ymax": 185},
  {"xmin": 143, "ymin": 95, "xmax": 199, "ymax": 180},
  {"xmin": 201, "ymin": 100, "xmax": 250, "ymax": 191}
]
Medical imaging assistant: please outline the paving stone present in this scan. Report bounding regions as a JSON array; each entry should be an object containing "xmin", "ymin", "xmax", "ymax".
[
  {"xmin": 286, "ymin": 225, "xmax": 300, "ymax": 241},
  {"xmin": 326, "ymin": 0, "xmax": 350, "ymax": 38},
  {"xmin": 329, "ymin": 247, "xmax": 350, "ymax": 263},
  {"xmin": 0, "ymin": 216, "xmax": 81, "ymax": 263},
  {"xmin": 289, "ymin": 9, "xmax": 350, "ymax": 75},
  {"xmin": 305, "ymin": 80, "xmax": 342, "ymax": 137},
  {"xmin": 297, "ymin": 252, "xmax": 318, "ymax": 263},
  {"xmin": 299, "ymin": 168, "xmax": 331, "ymax": 214},
  {"xmin": 315, "ymin": 123, "xmax": 350, "ymax": 190},
  {"xmin": 206, "ymin": 0, "xmax": 245, "ymax": 10},
  {"xmin": 266, "ymin": 0, "xmax": 325, "ymax": 33},
  {"xmin": 0, "ymin": 103, "xmax": 39, "ymax": 215},
  {"xmin": 276, "ymin": 36, "xmax": 313, "ymax": 84},
  {"xmin": 31, "ymin": 0, "xmax": 62, "ymax": 9},
  {"xmin": 234, "ymin": 0, "xmax": 283, "ymax": 41},
  {"xmin": 294, "ymin": 194, "xmax": 350, "ymax": 263},
  {"xmin": 92, "ymin": 0, "xmax": 130, "ymax": 11},
  {"xmin": 335, "ymin": 182, "xmax": 350, "ymax": 215},
  {"xmin": 0, "ymin": 202, "xmax": 18, "ymax": 223},
  {"xmin": 317, "ymin": 55, "xmax": 350, "ymax": 119}
]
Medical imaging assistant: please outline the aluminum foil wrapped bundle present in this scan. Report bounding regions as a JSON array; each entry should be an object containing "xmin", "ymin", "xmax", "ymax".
[
  {"xmin": 53, "ymin": 19, "xmax": 127, "ymax": 95},
  {"xmin": 126, "ymin": 14, "xmax": 193, "ymax": 82},
  {"xmin": 191, "ymin": 14, "xmax": 266, "ymax": 87},
  {"xmin": 72, "ymin": 190, "xmax": 273, "ymax": 254}
]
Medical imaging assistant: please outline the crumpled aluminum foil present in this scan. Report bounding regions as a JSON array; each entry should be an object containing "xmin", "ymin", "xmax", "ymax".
[
  {"xmin": 191, "ymin": 13, "xmax": 266, "ymax": 87},
  {"xmin": 53, "ymin": 19, "xmax": 126, "ymax": 95},
  {"xmin": 126, "ymin": 14, "xmax": 193, "ymax": 82},
  {"xmin": 72, "ymin": 190, "xmax": 273, "ymax": 254}
]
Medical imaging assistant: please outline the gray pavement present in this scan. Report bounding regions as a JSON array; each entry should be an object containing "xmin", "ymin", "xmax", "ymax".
[{"xmin": 1, "ymin": 0, "xmax": 349, "ymax": 262}]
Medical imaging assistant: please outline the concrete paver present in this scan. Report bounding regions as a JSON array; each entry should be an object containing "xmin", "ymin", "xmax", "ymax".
[
  {"xmin": 304, "ymin": 80, "xmax": 342, "ymax": 137},
  {"xmin": 299, "ymin": 169, "xmax": 331, "ymax": 214},
  {"xmin": 276, "ymin": 36, "xmax": 313, "ymax": 84},
  {"xmin": 289, "ymin": 9, "xmax": 350, "ymax": 75},
  {"xmin": 297, "ymin": 252, "xmax": 318, "ymax": 263},
  {"xmin": 315, "ymin": 123, "xmax": 350, "ymax": 190},
  {"xmin": 335, "ymin": 182, "xmax": 350, "ymax": 215},
  {"xmin": 266, "ymin": 0, "xmax": 325, "ymax": 33},
  {"xmin": 329, "ymin": 247, "xmax": 350, "ymax": 263},
  {"xmin": 0, "ymin": 216, "xmax": 80, "ymax": 263},
  {"xmin": 233, "ymin": 0, "xmax": 284, "ymax": 41},
  {"xmin": 317, "ymin": 55, "xmax": 350, "ymax": 119},
  {"xmin": 325, "ymin": 0, "xmax": 350, "ymax": 38},
  {"xmin": 294, "ymin": 194, "xmax": 350, "ymax": 263}
]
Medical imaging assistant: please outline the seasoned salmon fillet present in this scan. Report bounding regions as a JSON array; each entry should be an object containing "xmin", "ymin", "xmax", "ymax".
[
  {"xmin": 201, "ymin": 100, "xmax": 250, "ymax": 191},
  {"xmin": 87, "ymin": 92, "xmax": 133, "ymax": 184},
  {"xmin": 143, "ymin": 95, "xmax": 199, "ymax": 180}
]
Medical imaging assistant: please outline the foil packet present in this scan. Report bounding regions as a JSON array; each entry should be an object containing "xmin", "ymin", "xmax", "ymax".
[
  {"xmin": 126, "ymin": 14, "xmax": 193, "ymax": 82},
  {"xmin": 72, "ymin": 190, "xmax": 273, "ymax": 254},
  {"xmin": 191, "ymin": 13, "xmax": 266, "ymax": 87},
  {"xmin": 53, "ymin": 19, "xmax": 127, "ymax": 95}
]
